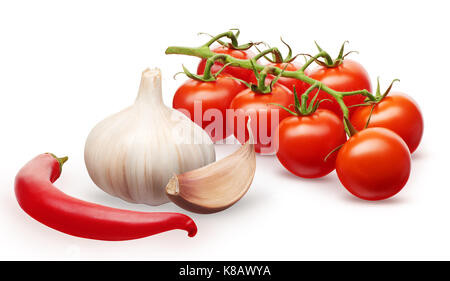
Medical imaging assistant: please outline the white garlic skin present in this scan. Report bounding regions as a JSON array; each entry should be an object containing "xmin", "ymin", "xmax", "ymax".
[{"xmin": 84, "ymin": 68, "xmax": 216, "ymax": 206}]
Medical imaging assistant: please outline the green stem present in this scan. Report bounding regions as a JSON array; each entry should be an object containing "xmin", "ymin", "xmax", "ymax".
[
  {"xmin": 300, "ymin": 51, "xmax": 328, "ymax": 72},
  {"xmin": 203, "ymin": 31, "xmax": 238, "ymax": 47},
  {"xmin": 202, "ymin": 54, "xmax": 228, "ymax": 80},
  {"xmin": 335, "ymin": 97, "xmax": 349, "ymax": 118},
  {"xmin": 300, "ymin": 83, "xmax": 319, "ymax": 113},
  {"xmin": 49, "ymin": 153, "xmax": 68, "ymax": 171},
  {"xmin": 314, "ymin": 41, "xmax": 334, "ymax": 65},
  {"xmin": 249, "ymin": 65, "xmax": 279, "ymax": 94},
  {"xmin": 202, "ymin": 58, "xmax": 214, "ymax": 80},
  {"xmin": 340, "ymin": 89, "xmax": 377, "ymax": 101},
  {"xmin": 165, "ymin": 45, "xmax": 377, "ymax": 116},
  {"xmin": 253, "ymin": 47, "xmax": 282, "ymax": 62}
]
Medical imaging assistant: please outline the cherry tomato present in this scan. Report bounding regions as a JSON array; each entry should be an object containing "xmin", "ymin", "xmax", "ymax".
[
  {"xmin": 275, "ymin": 109, "xmax": 347, "ymax": 178},
  {"xmin": 173, "ymin": 75, "xmax": 246, "ymax": 142},
  {"xmin": 228, "ymin": 84, "xmax": 293, "ymax": 154},
  {"xmin": 250, "ymin": 62, "xmax": 309, "ymax": 94},
  {"xmin": 336, "ymin": 127, "xmax": 411, "ymax": 201},
  {"xmin": 306, "ymin": 59, "xmax": 372, "ymax": 117},
  {"xmin": 350, "ymin": 93, "xmax": 423, "ymax": 153},
  {"xmin": 197, "ymin": 46, "xmax": 255, "ymax": 82}
]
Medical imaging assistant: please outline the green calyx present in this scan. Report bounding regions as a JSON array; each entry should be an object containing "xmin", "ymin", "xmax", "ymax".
[
  {"xmin": 374, "ymin": 77, "xmax": 400, "ymax": 101},
  {"xmin": 254, "ymin": 38, "xmax": 302, "ymax": 64},
  {"xmin": 298, "ymin": 84, "xmax": 329, "ymax": 115},
  {"xmin": 271, "ymin": 83, "xmax": 330, "ymax": 116},
  {"xmin": 200, "ymin": 28, "xmax": 262, "ymax": 51},
  {"xmin": 48, "ymin": 153, "xmax": 69, "ymax": 171},
  {"xmin": 239, "ymin": 62, "xmax": 288, "ymax": 94},
  {"xmin": 340, "ymin": 77, "xmax": 399, "ymax": 138},
  {"xmin": 342, "ymin": 78, "xmax": 399, "ymax": 136},
  {"xmin": 344, "ymin": 77, "xmax": 400, "ymax": 137},
  {"xmin": 307, "ymin": 41, "xmax": 357, "ymax": 68},
  {"xmin": 348, "ymin": 77, "xmax": 400, "ymax": 108},
  {"xmin": 175, "ymin": 54, "xmax": 232, "ymax": 82}
]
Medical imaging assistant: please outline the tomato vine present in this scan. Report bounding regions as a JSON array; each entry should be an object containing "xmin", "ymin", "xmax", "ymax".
[{"xmin": 165, "ymin": 30, "xmax": 381, "ymax": 121}]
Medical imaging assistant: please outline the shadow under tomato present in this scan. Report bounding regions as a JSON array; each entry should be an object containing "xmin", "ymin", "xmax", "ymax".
[
  {"xmin": 274, "ymin": 165, "xmax": 338, "ymax": 184},
  {"xmin": 274, "ymin": 164, "xmax": 409, "ymax": 205},
  {"xmin": 339, "ymin": 192, "xmax": 408, "ymax": 205},
  {"xmin": 411, "ymin": 150, "xmax": 426, "ymax": 161}
]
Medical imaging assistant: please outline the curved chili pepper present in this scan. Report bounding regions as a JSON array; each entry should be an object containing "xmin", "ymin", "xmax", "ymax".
[{"xmin": 14, "ymin": 153, "xmax": 197, "ymax": 241}]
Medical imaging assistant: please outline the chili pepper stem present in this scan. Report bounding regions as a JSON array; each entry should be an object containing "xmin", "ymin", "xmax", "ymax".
[
  {"xmin": 59, "ymin": 156, "xmax": 69, "ymax": 165},
  {"xmin": 48, "ymin": 153, "xmax": 68, "ymax": 170}
]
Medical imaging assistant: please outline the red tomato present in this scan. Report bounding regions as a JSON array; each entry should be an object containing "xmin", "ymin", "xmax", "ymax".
[
  {"xmin": 173, "ymin": 75, "xmax": 246, "ymax": 142},
  {"xmin": 350, "ymin": 93, "xmax": 423, "ymax": 153},
  {"xmin": 249, "ymin": 61, "xmax": 309, "ymax": 94},
  {"xmin": 228, "ymin": 84, "xmax": 293, "ymax": 154},
  {"xmin": 275, "ymin": 110, "xmax": 347, "ymax": 178},
  {"xmin": 306, "ymin": 59, "xmax": 372, "ymax": 118},
  {"xmin": 197, "ymin": 46, "xmax": 255, "ymax": 82},
  {"xmin": 336, "ymin": 127, "xmax": 411, "ymax": 201}
]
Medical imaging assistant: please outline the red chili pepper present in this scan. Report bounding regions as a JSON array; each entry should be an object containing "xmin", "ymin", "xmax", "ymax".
[{"xmin": 14, "ymin": 153, "xmax": 197, "ymax": 241}]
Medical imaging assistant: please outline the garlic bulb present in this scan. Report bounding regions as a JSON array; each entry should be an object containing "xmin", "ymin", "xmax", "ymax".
[{"xmin": 84, "ymin": 68, "xmax": 216, "ymax": 206}]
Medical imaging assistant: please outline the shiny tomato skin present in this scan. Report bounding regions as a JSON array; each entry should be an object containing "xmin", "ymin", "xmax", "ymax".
[
  {"xmin": 336, "ymin": 127, "xmax": 411, "ymax": 201},
  {"xmin": 229, "ymin": 84, "xmax": 293, "ymax": 154},
  {"xmin": 306, "ymin": 59, "xmax": 372, "ymax": 118},
  {"xmin": 275, "ymin": 110, "xmax": 347, "ymax": 178},
  {"xmin": 197, "ymin": 46, "xmax": 255, "ymax": 82},
  {"xmin": 350, "ymin": 93, "xmax": 423, "ymax": 154},
  {"xmin": 250, "ymin": 62, "xmax": 309, "ymax": 94},
  {"xmin": 173, "ymin": 75, "xmax": 246, "ymax": 142}
]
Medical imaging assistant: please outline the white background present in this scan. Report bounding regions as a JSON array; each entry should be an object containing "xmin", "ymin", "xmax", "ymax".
[{"xmin": 0, "ymin": 0, "xmax": 448, "ymax": 260}]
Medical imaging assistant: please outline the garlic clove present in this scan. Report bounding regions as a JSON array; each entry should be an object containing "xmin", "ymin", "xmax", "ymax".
[{"xmin": 165, "ymin": 121, "xmax": 256, "ymax": 214}]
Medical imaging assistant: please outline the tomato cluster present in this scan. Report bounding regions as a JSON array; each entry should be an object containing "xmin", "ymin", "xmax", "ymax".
[{"xmin": 170, "ymin": 36, "xmax": 423, "ymax": 202}]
